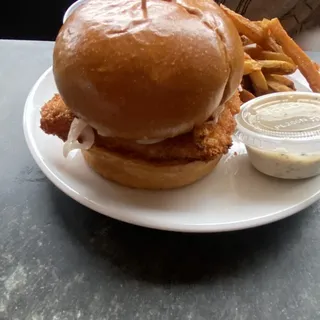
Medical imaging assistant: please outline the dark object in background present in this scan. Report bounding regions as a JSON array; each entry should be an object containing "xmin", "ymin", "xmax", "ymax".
[
  {"xmin": 1, "ymin": 0, "xmax": 319, "ymax": 41},
  {"xmin": 0, "ymin": 1, "xmax": 75, "ymax": 41},
  {"xmin": 223, "ymin": 0, "xmax": 320, "ymax": 36}
]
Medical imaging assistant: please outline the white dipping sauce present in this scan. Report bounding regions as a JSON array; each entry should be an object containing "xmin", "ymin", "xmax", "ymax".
[
  {"xmin": 246, "ymin": 147, "xmax": 320, "ymax": 179},
  {"xmin": 235, "ymin": 92, "xmax": 320, "ymax": 180}
]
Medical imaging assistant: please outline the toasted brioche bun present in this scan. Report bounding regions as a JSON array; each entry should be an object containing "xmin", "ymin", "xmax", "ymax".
[
  {"xmin": 54, "ymin": 0, "xmax": 243, "ymax": 140},
  {"xmin": 82, "ymin": 146, "xmax": 221, "ymax": 189}
]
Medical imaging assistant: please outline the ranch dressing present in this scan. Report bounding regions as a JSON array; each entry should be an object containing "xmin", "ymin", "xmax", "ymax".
[
  {"xmin": 235, "ymin": 92, "xmax": 320, "ymax": 179},
  {"xmin": 246, "ymin": 147, "xmax": 320, "ymax": 179}
]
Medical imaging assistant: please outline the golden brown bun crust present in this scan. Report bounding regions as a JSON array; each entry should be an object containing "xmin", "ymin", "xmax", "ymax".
[
  {"xmin": 82, "ymin": 146, "xmax": 221, "ymax": 189},
  {"xmin": 54, "ymin": 0, "xmax": 243, "ymax": 140}
]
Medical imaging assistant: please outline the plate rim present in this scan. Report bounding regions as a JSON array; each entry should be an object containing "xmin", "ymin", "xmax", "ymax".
[{"xmin": 23, "ymin": 67, "xmax": 320, "ymax": 233}]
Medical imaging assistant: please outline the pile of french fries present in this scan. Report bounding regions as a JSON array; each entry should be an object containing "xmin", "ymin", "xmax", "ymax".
[{"xmin": 220, "ymin": 5, "xmax": 320, "ymax": 103}]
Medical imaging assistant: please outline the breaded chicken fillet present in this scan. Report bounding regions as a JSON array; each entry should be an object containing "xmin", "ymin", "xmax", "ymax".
[{"xmin": 40, "ymin": 92, "xmax": 241, "ymax": 164}]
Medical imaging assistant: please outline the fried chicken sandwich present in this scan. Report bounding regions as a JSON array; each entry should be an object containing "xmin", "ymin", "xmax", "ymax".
[{"xmin": 40, "ymin": 0, "xmax": 244, "ymax": 189}]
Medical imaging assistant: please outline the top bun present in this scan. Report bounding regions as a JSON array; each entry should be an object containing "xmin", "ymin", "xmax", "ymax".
[{"xmin": 53, "ymin": 0, "xmax": 243, "ymax": 140}]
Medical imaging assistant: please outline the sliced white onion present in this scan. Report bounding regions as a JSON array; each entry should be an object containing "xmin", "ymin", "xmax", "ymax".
[
  {"xmin": 213, "ymin": 103, "xmax": 225, "ymax": 124},
  {"xmin": 67, "ymin": 118, "xmax": 88, "ymax": 141},
  {"xmin": 63, "ymin": 118, "xmax": 95, "ymax": 158}
]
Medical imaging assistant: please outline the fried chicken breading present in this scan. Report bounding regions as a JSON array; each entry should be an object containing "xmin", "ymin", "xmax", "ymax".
[
  {"xmin": 40, "ymin": 93, "xmax": 241, "ymax": 163},
  {"xmin": 40, "ymin": 94, "xmax": 74, "ymax": 140}
]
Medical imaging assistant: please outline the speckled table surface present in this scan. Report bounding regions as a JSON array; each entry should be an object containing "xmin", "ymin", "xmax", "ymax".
[{"xmin": 1, "ymin": 40, "xmax": 320, "ymax": 320}]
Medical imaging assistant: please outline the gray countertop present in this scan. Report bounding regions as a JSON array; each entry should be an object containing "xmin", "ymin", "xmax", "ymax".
[{"xmin": 1, "ymin": 40, "xmax": 320, "ymax": 320}]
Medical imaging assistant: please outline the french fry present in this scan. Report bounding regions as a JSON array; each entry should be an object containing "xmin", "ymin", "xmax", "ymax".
[
  {"xmin": 239, "ymin": 89, "xmax": 256, "ymax": 102},
  {"xmin": 265, "ymin": 74, "xmax": 295, "ymax": 89},
  {"xmin": 258, "ymin": 60, "xmax": 297, "ymax": 75},
  {"xmin": 244, "ymin": 58, "xmax": 261, "ymax": 75},
  {"xmin": 244, "ymin": 52, "xmax": 251, "ymax": 60},
  {"xmin": 249, "ymin": 70, "xmax": 268, "ymax": 94},
  {"xmin": 267, "ymin": 18, "xmax": 320, "ymax": 92},
  {"xmin": 267, "ymin": 80, "xmax": 294, "ymax": 92},
  {"xmin": 220, "ymin": 5, "xmax": 282, "ymax": 52},
  {"xmin": 221, "ymin": 5, "xmax": 262, "ymax": 42},
  {"xmin": 241, "ymin": 35, "xmax": 253, "ymax": 46},
  {"xmin": 244, "ymin": 45, "xmax": 263, "ymax": 59},
  {"xmin": 221, "ymin": 6, "xmax": 320, "ymax": 96},
  {"xmin": 258, "ymin": 51, "xmax": 294, "ymax": 64},
  {"xmin": 261, "ymin": 19, "xmax": 271, "ymax": 28}
]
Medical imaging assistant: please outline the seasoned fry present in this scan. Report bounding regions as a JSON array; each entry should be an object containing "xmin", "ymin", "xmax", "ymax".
[
  {"xmin": 258, "ymin": 51, "xmax": 294, "ymax": 64},
  {"xmin": 267, "ymin": 80, "xmax": 294, "ymax": 92},
  {"xmin": 220, "ymin": 5, "xmax": 282, "ymax": 52},
  {"xmin": 258, "ymin": 60, "xmax": 297, "ymax": 75},
  {"xmin": 265, "ymin": 74, "xmax": 295, "ymax": 89},
  {"xmin": 239, "ymin": 89, "xmax": 255, "ymax": 102},
  {"xmin": 267, "ymin": 18, "xmax": 320, "ymax": 92},
  {"xmin": 249, "ymin": 70, "xmax": 268, "ymax": 94},
  {"xmin": 244, "ymin": 58, "xmax": 261, "ymax": 75}
]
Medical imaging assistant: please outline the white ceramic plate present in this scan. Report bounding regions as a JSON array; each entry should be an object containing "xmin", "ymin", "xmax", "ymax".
[{"xmin": 23, "ymin": 67, "xmax": 320, "ymax": 232}]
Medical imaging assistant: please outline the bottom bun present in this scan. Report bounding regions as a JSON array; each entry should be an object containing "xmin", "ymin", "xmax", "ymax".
[{"xmin": 82, "ymin": 146, "xmax": 222, "ymax": 190}]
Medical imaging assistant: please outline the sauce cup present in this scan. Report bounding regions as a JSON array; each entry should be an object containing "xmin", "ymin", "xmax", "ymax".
[{"xmin": 235, "ymin": 91, "xmax": 320, "ymax": 179}]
